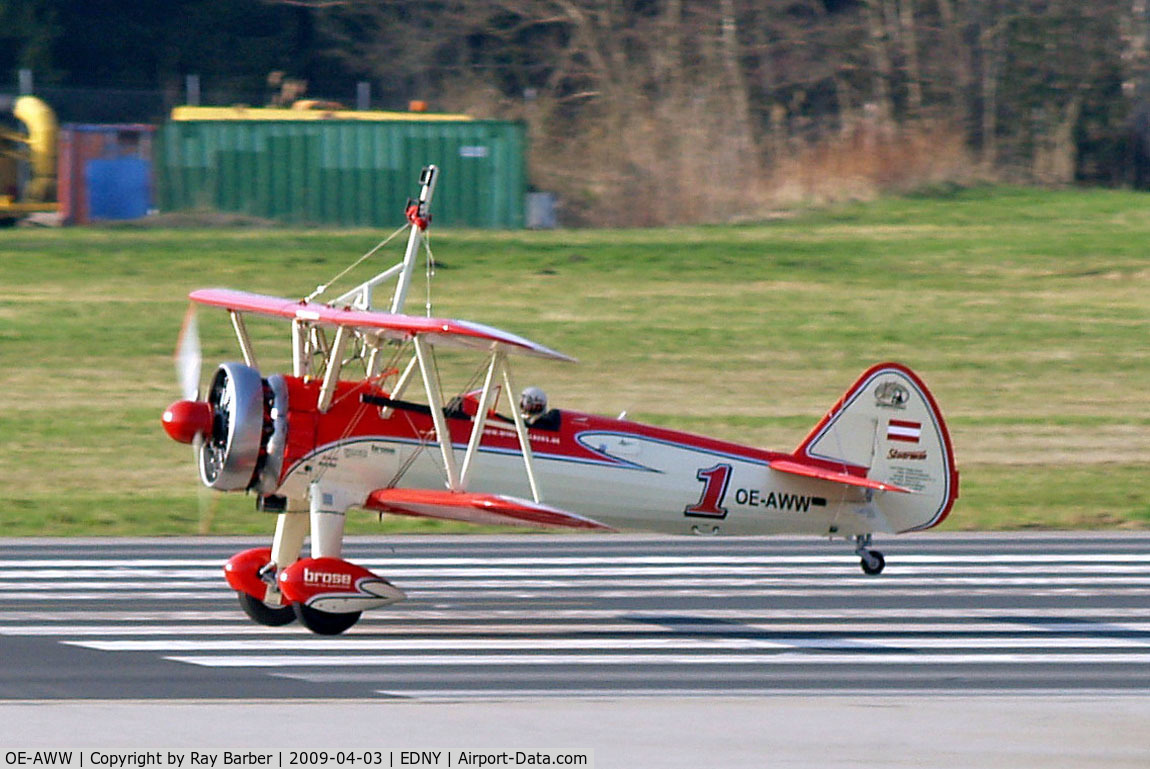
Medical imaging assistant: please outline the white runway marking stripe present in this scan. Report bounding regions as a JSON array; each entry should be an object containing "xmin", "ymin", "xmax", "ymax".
[
  {"xmin": 0, "ymin": 610, "xmax": 250, "ymax": 622},
  {"xmin": 0, "ymin": 592, "xmax": 233, "ymax": 601},
  {"xmin": 6, "ymin": 551, "xmax": 1150, "ymax": 570},
  {"xmin": 4, "ymin": 607, "xmax": 1148, "ymax": 622},
  {"xmin": 367, "ymin": 687, "xmax": 1150, "ymax": 699},
  {"xmin": 164, "ymin": 652, "xmax": 1150, "ymax": 667},
  {"xmin": 8, "ymin": 553, "xmax": 1150, "ymax": 568},
  {"xmin": 66, "ymin": 635, "xmax": 1150, "ymax": 653},
  {"xmin": 0, "ymin": 581, "xmax": 220, "ymax": 590},
  {"xmin": 7, "ymin": 588, "xmax": 1150, "ymax": 603},
  {"xmin": 5, "ymin": 575, "xmax": 1149, "ymax": 590},
  {"xmin": 7, "ymin": 621, "xmax": 1150, "ymax": 637},
  {"xmin": 9, "ymin": 564, "xmax": 1150, "ymax": 581}
]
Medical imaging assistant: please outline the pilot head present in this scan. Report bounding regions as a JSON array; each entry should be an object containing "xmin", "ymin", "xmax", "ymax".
[{"xmin": 519, "ymin": 386, "xmax": 548, "ymax": 420}]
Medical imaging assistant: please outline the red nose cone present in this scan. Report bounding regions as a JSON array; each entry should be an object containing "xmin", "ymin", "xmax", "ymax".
[{"xmin": 162, "ymin": 400, "xmax": 213, "ymax": 444}]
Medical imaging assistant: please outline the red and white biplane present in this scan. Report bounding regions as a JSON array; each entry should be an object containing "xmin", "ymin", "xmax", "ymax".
[{"xmin": 162, "ymin": 166, "xmax": 958, "ymax": 634}]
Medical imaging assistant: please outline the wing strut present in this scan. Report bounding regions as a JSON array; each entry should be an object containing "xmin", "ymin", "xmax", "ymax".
[
  {"xmin": 378, "ymin": 354, "xmax": 419, "ymax": 418},
  {"xmin": 229, "ymin": 311, "xmax": 258, "ymax": 369},
  {"xmin": 414, "ymin": 336, "xmax": 460, "ymax": 490},
  {"xmin": 501, "ymin": 360, "xmax": 542, "ymax": 503},
  {"xmin": 407, "ymin": 342, "xmax": 544, "ymax": 504},
  {"xmin": 318, "ymin": 325, "xmax": 351, "ymax": 413},
  {"xmin": 291, "ymin": 318, "xmax": 308, "ymax": 377},
  {"xmin": 459, "ymin": 350, "xmax": 504, "ymax": 491}
]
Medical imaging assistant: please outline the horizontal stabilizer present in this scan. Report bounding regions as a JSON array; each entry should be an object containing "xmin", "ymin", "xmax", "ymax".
[
  {"xmin": 364, "ymin": 488, "xmax": 615, "ymax": 531},
  {"xmin": 770, "ymin": 459, "xmax": 913, "ymax": 494}
]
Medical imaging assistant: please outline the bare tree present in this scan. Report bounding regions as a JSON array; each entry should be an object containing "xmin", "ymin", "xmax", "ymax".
[
  {"xmin": 265, "ymin": 0, "xmax": 1138, "ymax": 221},
  {"xmin": 895, "ymin": 0, "xmax": 922, "ymax": 116},
  {"xmin": 861, "ymin": 0, "xmax": 895, "ymax": 126}
]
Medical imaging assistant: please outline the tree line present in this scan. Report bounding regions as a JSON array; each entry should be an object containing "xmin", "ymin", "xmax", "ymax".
[{"xmin": 5, "ymin": 0, "xmax": 1147, "ymax": 224}]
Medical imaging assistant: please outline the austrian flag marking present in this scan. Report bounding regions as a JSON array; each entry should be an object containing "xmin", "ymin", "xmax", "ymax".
[{"xmin": 887, "ymin": 419, "xmax": 922, "ymax": 444}]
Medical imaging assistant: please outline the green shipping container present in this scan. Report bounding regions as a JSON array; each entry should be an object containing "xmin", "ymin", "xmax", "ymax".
[{"xmin": 155, "ymin": 120, "xmax": 527, "ymax": 228}]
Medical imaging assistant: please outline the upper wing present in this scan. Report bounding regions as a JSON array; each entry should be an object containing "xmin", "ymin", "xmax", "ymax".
[
  {"xmin": 364, "ymin": 488, "xmax": 615, "ymax": 531},
  {"xmin": 189, "ymin": 288, "xmax": 575, "ymax": 362}
]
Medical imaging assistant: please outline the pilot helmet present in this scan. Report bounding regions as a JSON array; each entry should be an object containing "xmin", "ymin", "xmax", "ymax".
[{"xmin": 520, "ymin": 386, "xmax": 547, "ymax": 417}]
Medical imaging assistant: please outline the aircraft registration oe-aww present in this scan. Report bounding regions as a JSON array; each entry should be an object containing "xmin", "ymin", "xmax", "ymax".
[{"xmin": 162, "ymin": 166, "xmax": 959, "ymax": 635}]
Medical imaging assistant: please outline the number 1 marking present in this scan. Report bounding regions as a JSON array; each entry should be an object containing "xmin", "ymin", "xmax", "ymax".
[{"xmin": 685, "ymin": 463, "xmax": 732, "ymax": 518}]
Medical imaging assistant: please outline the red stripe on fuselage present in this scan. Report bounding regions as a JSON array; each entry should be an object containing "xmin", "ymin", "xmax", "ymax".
[{"xmin": 277, "ymin": 376, "xmax": 791, "ymax": 485}]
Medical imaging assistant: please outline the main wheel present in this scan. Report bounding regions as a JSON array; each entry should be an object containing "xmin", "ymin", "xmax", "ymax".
[
  {"xmin": 293, "ymin": 603, "xmax": 362, "ymax": 635},
  {"xmin": 237, "ymin": 591, "xmax": 296, "ymax": 626},
  {"xmin": 860, "ymin": 550, "xmax": 886, "ymax": 576}
]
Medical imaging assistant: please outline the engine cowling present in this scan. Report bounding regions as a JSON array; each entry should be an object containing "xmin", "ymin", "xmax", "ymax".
[
  {"xmin": 162, "ymin": 362, "xmax": 288, "ymax": 493},
  {"xmin": 199, "ymin": 362, "xmax": 262, "ymax": 490}
]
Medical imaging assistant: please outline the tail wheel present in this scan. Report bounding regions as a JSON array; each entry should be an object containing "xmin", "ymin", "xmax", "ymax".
[
  {"xmin": 294, "ymin": 603, "xmax": 362, "ymax": 635},
  {"xmin": 237, "ymin": 591, "xmax": 296, "ymax": 626},
  {"xmin": 860, "ymin": 550, "xmax": 886, "ymax": 576}
]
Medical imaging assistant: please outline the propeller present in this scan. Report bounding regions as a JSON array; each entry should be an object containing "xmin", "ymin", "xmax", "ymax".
[
  {"xmin": 164, "ymin": 311, "xmax": 268, "ymax": 533},
  {"xmin": 164, "ymin": 305, "xmax": 218, "ymax": 533},
  {"xmin": 163, "ymin": 305, "xmax": 212, "ymax": 444},
  {"xmin": 175, "ymin": 305, "xmax": 202, "ymax": 401}
]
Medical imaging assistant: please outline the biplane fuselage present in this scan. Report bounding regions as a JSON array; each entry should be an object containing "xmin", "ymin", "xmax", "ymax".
[{"xmin": 272, "ymin": 370, "xmax": 952, "ymax": 539}]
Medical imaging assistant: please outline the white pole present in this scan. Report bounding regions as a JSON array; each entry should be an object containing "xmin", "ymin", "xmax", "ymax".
[
  {"xmin": 186, "ymin": 74, "xmax": 200, "ymax": 106},
  {"xmin": 389, "ymin": 165, "xmax": 438, "ymax": 315}
]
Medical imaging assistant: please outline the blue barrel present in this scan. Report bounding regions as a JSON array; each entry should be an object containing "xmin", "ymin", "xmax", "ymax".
[{"xmin": 87, "ymin": 156, "xmax": 152, "ymax": 220}]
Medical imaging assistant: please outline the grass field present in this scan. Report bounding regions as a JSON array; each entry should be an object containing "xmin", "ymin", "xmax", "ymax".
[{"xmin": 1, "ymin": 185, "xmax": 1146, "ymax": 536}]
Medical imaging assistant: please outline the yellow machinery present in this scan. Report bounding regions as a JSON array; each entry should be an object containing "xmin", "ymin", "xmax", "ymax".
[{"xmin": 0, "ymin": 95, "xmax": 58, "ymax": 223}]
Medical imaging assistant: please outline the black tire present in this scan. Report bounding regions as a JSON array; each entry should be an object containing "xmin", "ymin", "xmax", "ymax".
[
  {"xmin": 293, "ymin": 603, "xmax": 362, "ymax": 635},
  {"xmin": 860, "ymin": 550, "xmax": 886, "ymax": 576},
  {"xmin": 237, "ymin": 591, "xmax": 297, "ymax": 626}
]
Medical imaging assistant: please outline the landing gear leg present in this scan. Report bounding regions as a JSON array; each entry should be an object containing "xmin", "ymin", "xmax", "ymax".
[
  {"xmin": 271, "ymin": 510, "xmax": 308, "ymax": 570},
  {"xmin": 234, "ymin": 510, "xmax": 308, "ymax": 626},
  {"xmin": 308, "ymin": 481, "xmax": 348, "ymax": 561},
  {"xmin": 292, "ymin": 482, "xmax": 363, "ymax": 635},
  {"xmin": 854, "ymin": 534, "xmax": 885, "ymax": 575}
]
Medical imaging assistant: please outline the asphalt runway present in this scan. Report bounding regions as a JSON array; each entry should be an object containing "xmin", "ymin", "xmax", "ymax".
[
  {"xmin": 1, "ymin": 533, "xmax": 1149, "ymax": 767},
  {"xmin": 2, "ymin": 533, "xmax": 1150, "ymax": 698}
]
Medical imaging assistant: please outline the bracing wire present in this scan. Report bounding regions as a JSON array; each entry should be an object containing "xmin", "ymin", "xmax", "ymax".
[
  {"xmin": 306, "ymin": 221, "xmax": 411, "ymax": 303},
  {"xmin": 423, "ymin": 231, "xmax": 436, "ymax": 317}
]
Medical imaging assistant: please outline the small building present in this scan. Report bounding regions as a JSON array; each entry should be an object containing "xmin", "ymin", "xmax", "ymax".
[
  {"xmin": 59, "ymin": 124, "xmax": 156, "ymax": 224},
  {"xmin": 155, "ymin": 107, "xmax": 527, "ymax": 228}
]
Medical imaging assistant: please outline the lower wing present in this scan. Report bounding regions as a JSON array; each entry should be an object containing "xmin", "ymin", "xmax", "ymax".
[{"xmin": 364, "ymin": 488, "xmax": 615, "ymax": 531}]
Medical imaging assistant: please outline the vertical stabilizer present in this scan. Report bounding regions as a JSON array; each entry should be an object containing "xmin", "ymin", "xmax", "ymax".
[{"xmin": 794, "ymin": 363, "xmax": 958, "ymax": 532}]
